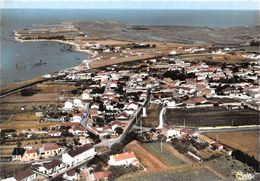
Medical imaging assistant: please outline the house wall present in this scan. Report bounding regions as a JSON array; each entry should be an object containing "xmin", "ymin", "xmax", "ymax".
[
  {"xmin": 62, "ymin": 153, "xmax": 75, "ymax": 165},
  {"xmin": 63, "ymin": 173, "xmax": 78, "ymax": 181},
  {"xmin": 22, "ymin": 173, "xmax": 37, "ymax": 181},
  {"xmin": 38, "ymin": 164, "xmax": 62, "ymax": 175},
  {"xmin": 40, "ymin": 148, "xmax": 61, "ymax": 158},
  {"xmin": 21, "ymin": 153, "xmax": 38, "ymax": 161},
  {"xmin": 12, "ymin": 155, "xmax": 22, "ymax": 161},
  {"xmin": 62, "ymin": 148, "xmax": 96, "ymax": 166},
  {"xmin": 108, "ymin": 157, "xmax": 137, "ymax": 166}
]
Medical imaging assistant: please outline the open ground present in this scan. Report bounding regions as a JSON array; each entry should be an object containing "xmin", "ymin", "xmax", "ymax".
[
  {"xmin": 204, "ymin": 130, "xmax": 260, "ymax": 160},
  {"xmin": 165, "ymin": 107, "xmax": 259, "ymax": 127}
]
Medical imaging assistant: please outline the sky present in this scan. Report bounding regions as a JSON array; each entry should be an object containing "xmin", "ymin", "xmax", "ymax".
[{"xmin": 1, "ymin": 0, "xmax": 259, "ymax": 10}]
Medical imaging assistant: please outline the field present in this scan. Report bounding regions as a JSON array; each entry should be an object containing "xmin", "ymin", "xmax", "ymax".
[
  {"xmin": 142, "ymin": 142, "xmax": 184, "ymax": 167},
  {"xmin": 0, "ymin": 112, "xmax": 70, "ymax": 131},
  {"xmin": 0, "ymin": 163, "xmax": 30, "ymax": 178},
  {"xmin": 165, "ymin": 107, "xmax": 259, "ymax": 127},
  {"xmin": 0, "ymin": 93, "xmax": 60, "ymax": 103},
  {"xmin": 125, "ymin": 141, "xmax": 168, "ymax": 171},
  {"xmin": 123, "ymin": 141, "xmax": 218, "ymax": 181},
  {"xmin": 140, "ymin": 103, "xmax": 161, "ymax": 127},
  {"xmin": 118, "ymin": 166, "xmax": 217, "ymax": 181},
  {"xmin": 204, "ymin": 130, "xmax": 260, "ymax": 160},
  {"xmin": 205, "ymin": 155, "xmax": 255, "ymax": 180}
]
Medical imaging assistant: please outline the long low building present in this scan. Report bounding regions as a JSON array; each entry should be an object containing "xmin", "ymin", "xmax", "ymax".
[{"xmin": 62, "ymin": 144, "xmax": 96, "ymax": 166}]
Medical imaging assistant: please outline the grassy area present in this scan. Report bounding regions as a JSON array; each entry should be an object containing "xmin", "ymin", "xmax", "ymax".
[
  {"xmin": 1, "ymin": 120, "xmax": 63, "ymax": 131},
  {"xmin": 118, "ymin": 167, "xmax": 217, "ymax": 181},
  {"xmin": 0, "ymin": 163, "xmax": 30, "ymax": 178},
  {"xmin": 142, "ymin": 142, "xmax": 184, "ymax": 167},
  {"xmin": 205, "ymin": 155, "xmax": 254, "ymax": 179}
]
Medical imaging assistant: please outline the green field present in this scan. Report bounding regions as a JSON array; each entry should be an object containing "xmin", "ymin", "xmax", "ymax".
[
  {"xmin": 142, "ymin": 142, "xmax": 183, "ymax": 167},
  {"xmin": 118, "ymin": 168, "xmax": 218, "ymax": 181}
]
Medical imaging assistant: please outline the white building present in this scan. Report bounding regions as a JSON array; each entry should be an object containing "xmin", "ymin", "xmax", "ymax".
[
  {"xmin": 81, "ymin": 89, "xmax": 92, "ymax": 100},
  {"xmin": 71, "ymin": 115, "xmax": 82, "ymax": 123},
  {"xmin": 63, "ymin": 169, "xmax": 79, "ymax": 181},
  {"xmin": 62, "ymin": 144, "xmax": 96, "ymax": 166},
  {"xmin": 108, "ymin": 152, "xmax": 139, "ymax": 166},
  {"xmin": 63, "ymin": 100, "xmax": 73, "ymax": 111},
  {"xmin": 13, "ymin": 168, "xmax": 37, "ymax": 181},
  {"xmin": 37, "ymin": 159, "xmax": 63, "ymax": 175},
  {"xmin": 73, "ymin": 98, "xmax": 84, "ymax": 108},
  {"xmin": 166, "ymin": 129, "xmax": 181, "ymax": 138}
]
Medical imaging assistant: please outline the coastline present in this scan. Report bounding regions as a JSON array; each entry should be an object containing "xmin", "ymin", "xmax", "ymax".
[
  {"xmin": 0, "ymin": 37, "xmax": 94, "ymax": 89},
  {"xmin": 14, "ymin": 37, "xmax": 94, "ymax": 59}
]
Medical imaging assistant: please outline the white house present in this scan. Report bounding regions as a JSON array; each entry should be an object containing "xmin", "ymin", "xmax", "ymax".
[
  {"xmin": 37, "ymin": 159, "xmax": 63, "ymax": 175},
  {"xmin": 127, "ymin": 103, "xmax": 139, "ymax": 110},
  {"xmin": 81, "ymin": 89, "xmax": 92, "ymax": 100},
  {"xmin": 14, "ymin": 168, "xmax": 37, "ymax": 181},
  {"xmin": 48, "ymin": 131, "xmax": 61, "ymax": 137},
  {"xmin": 73, "ymin": 99, "xmax": 84, "ymax": 108},
  {"xmin": 108, "ymin": 152, "xmax": 139, "ymax": 166},
  {"xmin": 63, "ymin": 100, "xmax": 73, "ymax": 111},
  {"xmin": 169, "ymin": 50, "xmax": 177, "ymax": 55},
  {"xmin": 62, "ymin": 144, "xmax": 96, "ymax": 166},
  {"xmin": 69, "ymin": 126, "xmax": 88, "ymax": 136},
  {"xmin": 166, "ymin": 129, "xmax": 182, "ymax": 138},
  {"xmin": 63, "ymin": 169, "xmax": 79, "ymax": 181},
  {"xmin": 124, "ymin": 109, "xmax": 134, "ymax": 115},
  {"xmin": 72, "ymin": 115, "xmax": 82, "ymax": 123},
  {"xmin": 165, "ymin": 100, "xmax": 176, "ymax": 108},
  {"xmin": 90, "ymin": 103, "xmax": 99, "ymax": 110}
]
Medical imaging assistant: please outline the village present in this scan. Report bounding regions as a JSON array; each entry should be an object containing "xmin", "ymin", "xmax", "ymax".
[{"xmin": 0, "ymin": 24, "xmax": 260, "ymax": 181}]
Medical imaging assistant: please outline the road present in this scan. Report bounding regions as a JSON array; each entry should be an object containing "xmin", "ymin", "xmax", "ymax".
[
  {"xmin": 95, "ymin": 88, "xmax": 152, "ymax": 148},
  {"xmin": 198, "ymin": 125, "xmax": 260, "ymax": 133},
  {"xmin": 156, "ymin": 106, "xmax": 166, "ymax": 129}
]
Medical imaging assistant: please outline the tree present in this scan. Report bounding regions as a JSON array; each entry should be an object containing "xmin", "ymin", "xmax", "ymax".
[
  {"xmin": 20, "ymin": 87, "xmax": 39, "ymax": 96},
  {"xmin": 115, "ymin": 127, "xmax": 123, "ymax": 135},
  {"xmin": 11, "ymin": 133, "xmax": 17, "ymax": 138},
  {"xmin": 111, "ymin": 143, "xmax": 123, "ymax": 154},
  {"xmin": 96, "ymin": 117, "xmax": 105, "ymax": 127},
  {"xmin": 150, "ymin": 128, "xmax": 156, "ymax": 133}
]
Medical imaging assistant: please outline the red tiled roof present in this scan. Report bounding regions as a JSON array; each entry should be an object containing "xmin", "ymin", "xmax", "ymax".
[
  {"xmin": 43, "ymin": 159, "xmax": 62, "ymax": 170},
  {"xmin": 70, "ymin": 126, "xmax": 87, "ymax": 132},
  {"xmin": 181, "ymin": 128, "xmax": 195, "ymax": 135},
  {"xmin": 48, "ymin": 131, "xmax": 61, "ymax": 134},
  {"xmin": 112, "ymin": 152, "xmax": 137, "ymax": 162},
  {"xmin": 67, "ymin": 144, "xmax": 93, "ymax": 157},
  {"xmin": 26, "ymin": 148, "xmax": 38, "ymax": 154},
  {"xmin": 93, "ymin": 171, "xmax": 112, "ymax": 180},
  {"xmin": 185, "ymin": 97, "xmax": 207, "ymax": 105},
  {"xmin": 65, "ymin": 169, "xmax": 77, "ymax": 176},
  {"xmin": 15, "ymin": 168, "xmax": 35, "ymax": 181},
  {"xmin": 43, "ymin": 144, "xmax": 63, "ymax": 151}
]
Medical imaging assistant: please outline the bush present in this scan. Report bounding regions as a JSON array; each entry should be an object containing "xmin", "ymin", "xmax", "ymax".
[
  {"xmin": 20, "ymin": 88, "xmax": 39, "ymax": 96},
  {"xmin": 111, "ymin": 143, "xmax": 124, "ymax": 154},
  {"xmin": 115, "ymin": 127, "xmax": 123, "ymax": 135}
]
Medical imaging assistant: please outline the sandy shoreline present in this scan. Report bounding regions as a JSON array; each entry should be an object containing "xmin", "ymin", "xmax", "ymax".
[{"xmin": 14, "ymin": 37, "xmax": 94, "ymax": 59}]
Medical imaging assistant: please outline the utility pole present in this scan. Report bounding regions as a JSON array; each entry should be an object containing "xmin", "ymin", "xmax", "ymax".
[
  {"xmin": 160, "ymin": 139, "xmax": 162, "ymax": 152},
  {"xmin": 140, "ymin": 118, "xmax": 143, "ymax": 136}
]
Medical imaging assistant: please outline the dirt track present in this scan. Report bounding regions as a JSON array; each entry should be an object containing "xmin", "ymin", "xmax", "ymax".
[{"xmin": 126, "ymin": 141, "xmax": 168, "ymax": 171}]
